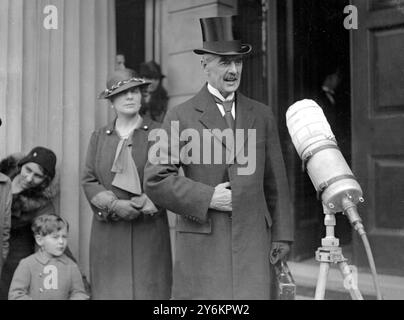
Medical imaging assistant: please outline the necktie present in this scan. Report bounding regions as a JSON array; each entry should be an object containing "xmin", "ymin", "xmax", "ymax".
[{"xmin": 213, "ymin": 95, "xmax": 235, "ymax": 130}]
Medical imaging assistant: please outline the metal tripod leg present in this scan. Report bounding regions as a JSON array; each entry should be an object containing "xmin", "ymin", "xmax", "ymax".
[
  {"xmin": 314, "ymin": 204, "xmax": 364, "ymax": 300},
  {"xmin": 338, "ymin": 261, "xmax": 363, "ymax": 300},
  {"xmin": 315, "ymin": 262, "xmax": 330, "ymax": 300}
]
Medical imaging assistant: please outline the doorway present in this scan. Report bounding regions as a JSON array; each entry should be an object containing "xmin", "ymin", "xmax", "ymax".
[
  {"xmin": 237, "ymin": 0, "xmax": 352, "ymax": 260},
  {"xmin": 115, "ymin": 0, "xmax": 146, "ymax": 72},
  {"xmin": 288, "ymin": 0, "xmax": 352, "ymax": 261}
]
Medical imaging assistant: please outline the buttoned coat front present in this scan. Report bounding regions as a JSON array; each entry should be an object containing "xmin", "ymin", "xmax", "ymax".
[
  {"xmin": 82, "ymin": 116, "xmax": 172, "ymax": 300},
  {"xmin": 144, "ymin": 85, "xmax": 294, "ymax": 300},
  {"xmin": 8, "ymin": 252, "xmax": 88, "ymax": 300}
]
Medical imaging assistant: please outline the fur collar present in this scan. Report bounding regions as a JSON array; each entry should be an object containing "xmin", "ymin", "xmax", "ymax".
[{"xmin": 0, "ymin": 153, "xmax": 58, "ymax": 215}]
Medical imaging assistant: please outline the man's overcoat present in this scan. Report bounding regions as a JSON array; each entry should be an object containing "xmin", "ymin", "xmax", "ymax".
[{"xmin": 144, "ymin": 85, "xmax": 293, "ymax": 300}]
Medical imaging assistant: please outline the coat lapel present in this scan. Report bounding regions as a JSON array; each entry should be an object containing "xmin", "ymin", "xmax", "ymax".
[
  {"xmin": 194, "ymin": 86, "xmax": 256, "ymax": 164},
  {"xmin": 196, "ymin": 86, "xmax": 232, "ymax": 151},
  {"xmin": 233, "ymin": 92, "xmax": 256, "ymax": 162},
  {"xmin": 130, "ymin": 116, "xmax": 153, "ymax": 182}
]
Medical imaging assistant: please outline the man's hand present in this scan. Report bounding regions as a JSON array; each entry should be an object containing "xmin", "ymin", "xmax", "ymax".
[
  {"xmin": 209, "ymin": 182, "xmax": 232, "ymax": 211},
  {"xmin": 110, "ymin": 200, "xmax": 141, "ymax": 221},
  {"xmin": 270, "ymin": 241, "xmax": 291, "ymax": 265}
]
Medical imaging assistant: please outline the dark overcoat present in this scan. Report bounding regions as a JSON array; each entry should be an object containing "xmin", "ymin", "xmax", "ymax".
[
  {"xmin": 82, "ymin": 116, "xmax": 172, "ymax": 300},
  {"xmin": 144, "ymin": 85, "xmax": 294, "ymax": 300},
  {"xmin": 0, "ymin": 173, "xmax": 11, "ymax": 276}
]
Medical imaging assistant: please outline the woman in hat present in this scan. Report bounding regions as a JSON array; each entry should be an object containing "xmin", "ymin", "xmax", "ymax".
[
  {"xmin": 82, "ymin": 69, "xmax": 172, "ymax": 300},
  {"xmin": 0, "ymin": 146, "xmax": 59, "ymax": 299},
  {"xmin": 139, "ymin": 61, "xmax": 168, "ymax": 123}
]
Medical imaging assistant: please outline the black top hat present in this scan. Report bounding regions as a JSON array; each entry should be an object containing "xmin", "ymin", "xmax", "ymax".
[{"xmin": 193, "ymin": 16, "xmax": 252, "ymax": 56}]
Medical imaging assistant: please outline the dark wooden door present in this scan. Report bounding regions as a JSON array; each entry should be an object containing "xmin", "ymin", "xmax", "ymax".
[{"xmin": 351, "ymin": 0, "xmax": 404, "ymax": 275}]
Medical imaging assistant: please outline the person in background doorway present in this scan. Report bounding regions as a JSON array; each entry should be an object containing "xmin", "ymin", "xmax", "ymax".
[
  {"xmin": 139, "ymin": 60, "xmax": 168, "ymax": 123},
  {"xmin": 115, "ymin": 50, "xmax": 136, "ymax": 76}
]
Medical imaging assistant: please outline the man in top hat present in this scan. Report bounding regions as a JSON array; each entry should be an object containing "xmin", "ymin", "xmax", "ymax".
[
  {"xmin": 139, "ymin": 61, "xmax": 169, "ymax": 123},
  {"xmin": 144, "ymin": 16, "xmax": 293, "ymax": 299}
]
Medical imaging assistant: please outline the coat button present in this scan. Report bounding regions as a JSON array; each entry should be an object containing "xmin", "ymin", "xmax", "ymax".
[
  {"xmin": 143, "ymin": 125, "xmax": 148, "ymax": 130},
  {"xmin": 106, "ymin": 130, "xmax": 112, "ymax": 135},
  {"xmin": 39, "ymin": 273, "xmax": 42, "ymax": 277}
]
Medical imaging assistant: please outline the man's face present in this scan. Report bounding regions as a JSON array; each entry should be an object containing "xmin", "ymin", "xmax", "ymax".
[{"xmin": 202, "ymin": 54, "xmax": 243, "ymax": 98}]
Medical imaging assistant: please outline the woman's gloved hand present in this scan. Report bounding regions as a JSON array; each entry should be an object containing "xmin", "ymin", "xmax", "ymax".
[
  {"xmin": 110, "ymin": 199, "xmax": 141, "ymax": 221},
  {"xmin": 91, "ymin": 190, "xmax": 140, "ymax": 221},
  {"xmin": 131, "ymin": 193, "xmax": 158, "ymax": 216}
]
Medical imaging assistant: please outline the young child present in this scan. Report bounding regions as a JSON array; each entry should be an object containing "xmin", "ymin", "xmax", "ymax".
[{"xmin": 8, "ymin": 214, "xmax": 89, "ymax": 300}]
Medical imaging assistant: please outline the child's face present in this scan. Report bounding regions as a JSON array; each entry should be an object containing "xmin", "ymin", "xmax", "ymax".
[{"xmin": 36, "ymin": 227, "xmax": 68, "ymax": 258}]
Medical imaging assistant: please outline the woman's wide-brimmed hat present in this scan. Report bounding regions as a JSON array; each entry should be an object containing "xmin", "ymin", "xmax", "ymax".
[
  {"xmin": 19, "ymin": 146, "xmax": 57, "ymax": 180},
  {"xmin": 99, "ymin": 69, "xmax": 151, "ymax": 99},
  {"xmin": 139, "ymin": 61, "xmax": 165, "ymax": 79},
  {"xmin": 193, "ymin": 15, "xmax": 252, "ymax": 56}
]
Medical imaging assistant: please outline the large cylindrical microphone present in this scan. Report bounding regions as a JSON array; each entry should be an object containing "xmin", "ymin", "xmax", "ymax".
[
  {"xmin": 286, "ymin": 99, "xmax": 384, "ymax": 300},
  {"xmin": 286, "ymin": 99, "xmax": 364, "ymax": 233}
]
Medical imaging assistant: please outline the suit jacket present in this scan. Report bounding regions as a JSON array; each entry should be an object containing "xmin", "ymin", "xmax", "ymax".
[{"xmin": 144, "ymin": 85, "xmax": 293, "ymax": 299}]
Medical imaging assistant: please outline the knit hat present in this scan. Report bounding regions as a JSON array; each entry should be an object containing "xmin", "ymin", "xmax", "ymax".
[{"xmin": 19, "ymin": 146, "xmax": 57, "ymax": 179}]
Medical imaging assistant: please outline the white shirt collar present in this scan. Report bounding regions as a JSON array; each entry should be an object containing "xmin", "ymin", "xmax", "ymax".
[
  {"xmin": 207, "ymin": 83, "xmax": 235, "ymax": 102},
  {"xmin": 206, "ymin": 83, "xmax": 235, "ymax": 119}
]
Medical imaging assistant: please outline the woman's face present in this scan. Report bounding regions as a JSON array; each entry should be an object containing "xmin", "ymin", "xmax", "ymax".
[
  {"xmin": 18, "ymin": 162, "xmax": 47, "ymax": 190},
  {"xmin": 144, "ymin": 78, "xmax": 160, "ymax": 93},
  {"xmin": 111, "ymin": 87, "xmax": 142, "ymax": 117}
]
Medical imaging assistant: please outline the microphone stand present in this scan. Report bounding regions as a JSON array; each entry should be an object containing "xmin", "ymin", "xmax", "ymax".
[{"xmin": 314, "ymin": 203, "xmax": 363, "ymax": 300}]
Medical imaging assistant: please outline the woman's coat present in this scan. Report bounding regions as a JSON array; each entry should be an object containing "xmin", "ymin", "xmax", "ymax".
[{"xmin": 82, "ymin": 116, "xmax": 172, "ymax": 300}]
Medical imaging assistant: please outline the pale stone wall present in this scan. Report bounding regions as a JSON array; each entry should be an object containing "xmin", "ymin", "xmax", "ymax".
[{"xmin": 0, "ymin": 0, "xmax": 116, "ymax": 276}]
